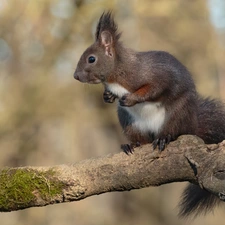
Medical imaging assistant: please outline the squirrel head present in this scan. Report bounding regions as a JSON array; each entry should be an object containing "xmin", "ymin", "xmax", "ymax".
[{"xmin": 74, "ymin": 11, "xmax": 121, "ymax": 84}]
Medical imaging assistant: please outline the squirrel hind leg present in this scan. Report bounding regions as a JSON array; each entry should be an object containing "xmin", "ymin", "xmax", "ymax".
[
  {"xmin": 152, "ymin": 134, "xmax": 172, "ymax": 151},
  {"xmin": 178, "ymin": 183, "xmax": 220, "ymax": 218}
]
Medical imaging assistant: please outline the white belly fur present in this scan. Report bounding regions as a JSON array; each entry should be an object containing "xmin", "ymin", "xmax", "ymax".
[{"xmin": 106, "ymin": 83, "xmax": 166, "ymax": 134}]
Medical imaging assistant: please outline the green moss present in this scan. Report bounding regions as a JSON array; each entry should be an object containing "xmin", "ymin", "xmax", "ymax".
[{"xmin": 0, "ymin": 168, "xmax": 64, "ymax": 211}]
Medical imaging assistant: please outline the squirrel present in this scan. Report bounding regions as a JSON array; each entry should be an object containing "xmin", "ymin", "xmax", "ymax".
[{"xmin": 74, "ymin": 12, "xmax": 225, "ymax": 218}]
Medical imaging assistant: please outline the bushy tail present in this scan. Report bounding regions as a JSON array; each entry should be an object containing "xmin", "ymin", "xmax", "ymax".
[
  {"xmin": 179, "ymin": 184, "xmax": 221, "ymax": 218},
  {"xmin": 179, "ymin": 97, "xmax": 225, "ymax": 218},
  {"xmin": 197, "ymin": 97, "xmax": 225, "ymax": 144}
]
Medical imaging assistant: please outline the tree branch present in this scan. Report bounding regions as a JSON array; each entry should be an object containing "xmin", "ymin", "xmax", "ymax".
[{"xmin": 1, "ymin": 135, "xmax": 225, "ymax": 212}]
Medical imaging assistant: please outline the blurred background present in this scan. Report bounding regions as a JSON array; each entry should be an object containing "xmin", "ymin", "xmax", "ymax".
[{"xmin": 0, "ymin": 0, "xmax": 225, "ymax": 224}]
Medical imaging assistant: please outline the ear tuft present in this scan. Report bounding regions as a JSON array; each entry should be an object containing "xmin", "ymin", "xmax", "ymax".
[{"xmin": 95, "ymin": 11, "xmax": 121, "ymax": 43}]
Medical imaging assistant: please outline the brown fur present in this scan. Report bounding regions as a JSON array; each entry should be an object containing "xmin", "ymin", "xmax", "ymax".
[{"xmin": 74, "ymin": 12, "xmax": 225, "ymax": 218}]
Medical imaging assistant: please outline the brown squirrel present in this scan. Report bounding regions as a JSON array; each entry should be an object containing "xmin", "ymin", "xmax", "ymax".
[{"xmin": 74, "ymin": 12, "xmax": 225, "ymax": 218}]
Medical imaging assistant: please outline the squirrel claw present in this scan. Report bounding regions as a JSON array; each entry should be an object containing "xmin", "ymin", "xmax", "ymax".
[
  {"xmin": 121, "ymin": 144, "xmax": 134, "ymax": 155},
  {"xmin": 103, "ymin": 90, "xmax": 117, "ymax": 103},
  {"xmin": 121, "ymin": 142, "xmax": 141, "ymax": 155},
  {"xmin": 119, "ymin": 95, "xmax": 127, "ymax": 106},
  {"xmin": 153, "ymin": 134, "xmax": 172, "ymax": 151}
]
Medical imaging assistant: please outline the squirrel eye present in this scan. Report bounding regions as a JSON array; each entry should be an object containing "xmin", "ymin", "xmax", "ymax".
[{"xmin": 88, "ymin": 56, "xmax": 96, "ymax": 64}]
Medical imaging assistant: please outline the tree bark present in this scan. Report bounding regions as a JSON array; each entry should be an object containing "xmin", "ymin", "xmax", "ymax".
[{"xmin": 1, "ymin": 135, "xmax": 225, "ymax": 212}]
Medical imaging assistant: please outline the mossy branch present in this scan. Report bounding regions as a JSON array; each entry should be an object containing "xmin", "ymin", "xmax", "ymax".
[{"xmin": 1, "ymin": 135, "xmax": 225, "ymax": 212}]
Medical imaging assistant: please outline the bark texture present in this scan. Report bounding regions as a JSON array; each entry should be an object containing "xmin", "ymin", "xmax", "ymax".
[{"xmin": 1, "ymin": 135, "xmax": 225, "ymax": 212}]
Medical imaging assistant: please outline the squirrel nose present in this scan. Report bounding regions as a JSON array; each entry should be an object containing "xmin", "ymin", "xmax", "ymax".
[{"xmin": 74, "ymin": 72, "xmax": 80, "ymax": 80}]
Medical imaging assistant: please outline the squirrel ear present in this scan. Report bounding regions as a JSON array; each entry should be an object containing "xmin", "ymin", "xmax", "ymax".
[{"xmin": 100, "ymin": 31, "xmax": 114, "ymax": 57}]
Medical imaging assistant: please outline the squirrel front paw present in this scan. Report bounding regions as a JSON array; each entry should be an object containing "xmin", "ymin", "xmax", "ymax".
[
  {"xmin": 119, "ymin": 94, "xmax": 137, "ymax": 107},
  {"xmin": 103, "ymin": 90, "xmax": 117, "ymax": 103}
]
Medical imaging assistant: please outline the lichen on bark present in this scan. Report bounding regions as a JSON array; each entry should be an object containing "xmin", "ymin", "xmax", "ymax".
[{"xmin": 0, "ymin": 168, "xmax": 64, "ymax": 212}]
